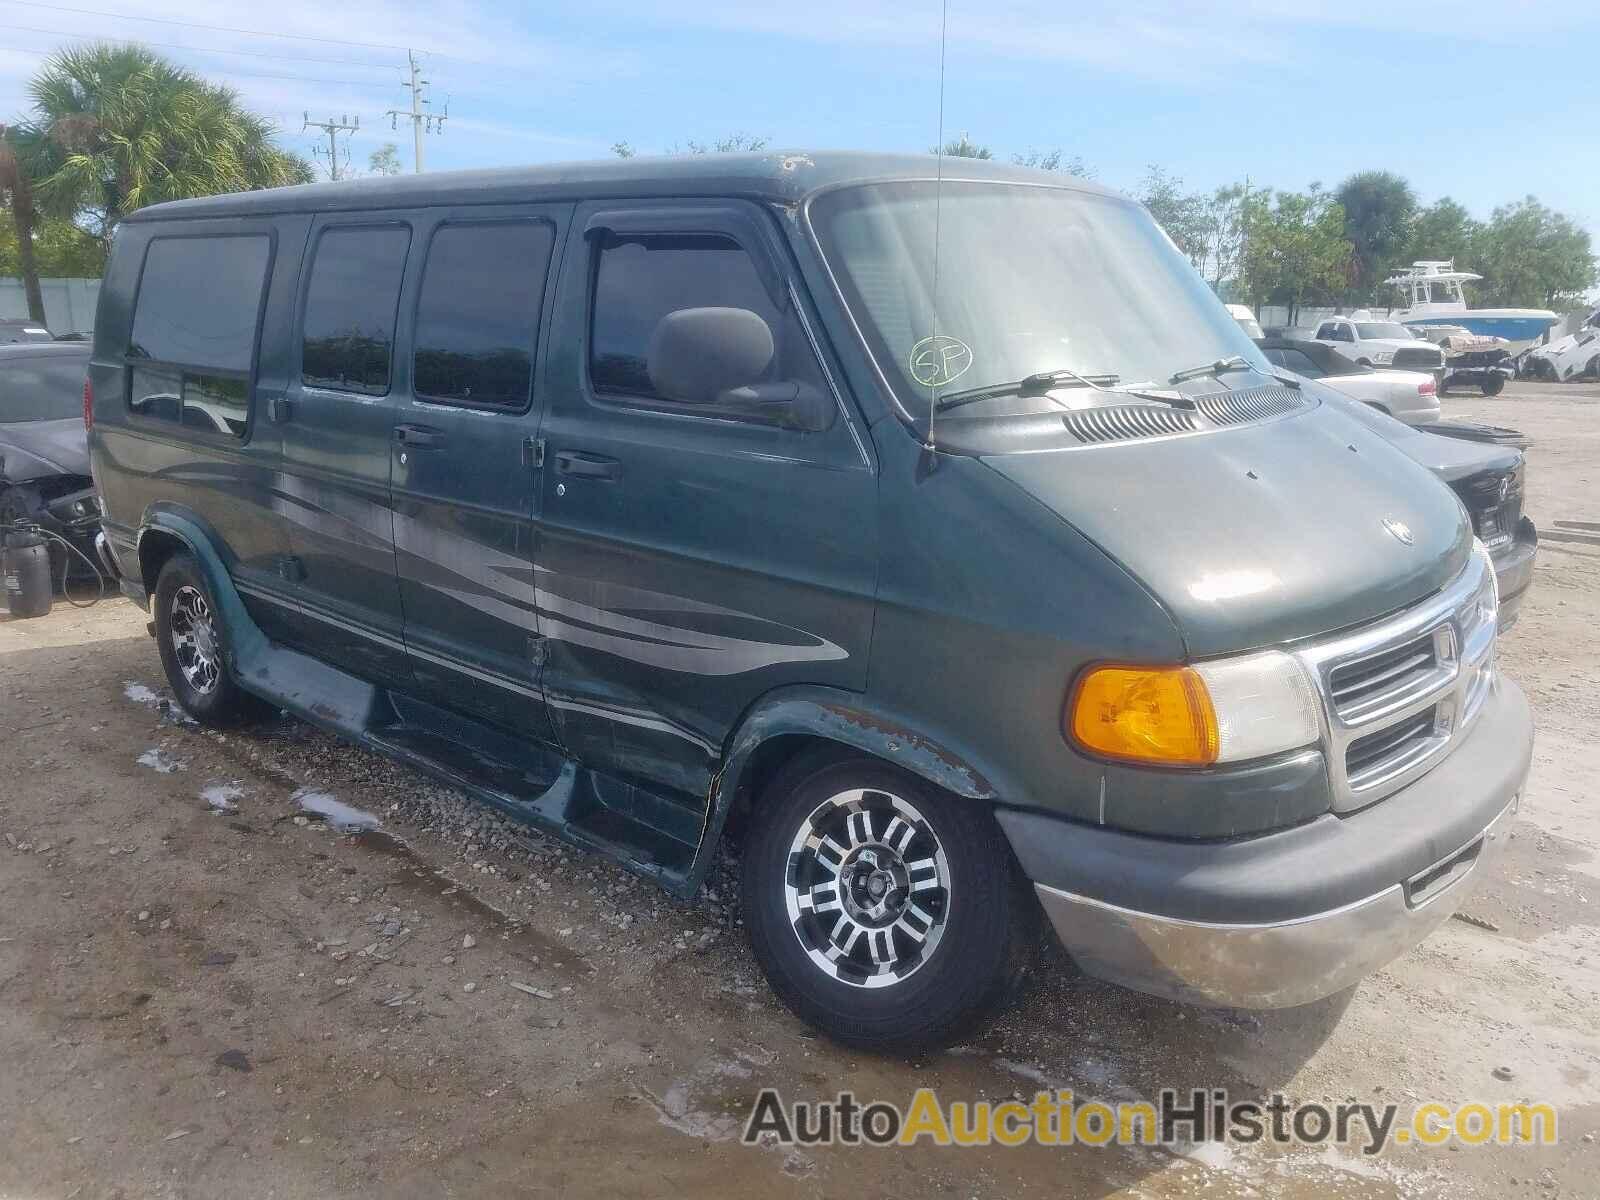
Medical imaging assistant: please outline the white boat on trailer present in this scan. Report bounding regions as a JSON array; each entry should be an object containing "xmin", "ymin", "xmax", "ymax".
[{"xmin": 1384, "ymin": 260, "xmax": 1559, "ymax": 352}]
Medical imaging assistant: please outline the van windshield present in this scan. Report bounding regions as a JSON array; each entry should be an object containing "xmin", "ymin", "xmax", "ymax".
[{"xmin": 809, "ymin": 181, "xmax": 1268, "ymax": 422}]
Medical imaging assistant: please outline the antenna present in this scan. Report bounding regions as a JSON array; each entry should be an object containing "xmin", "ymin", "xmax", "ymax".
[{"xmin": 923, "ymin": 0, "xmax": 950, "ymax": 452}]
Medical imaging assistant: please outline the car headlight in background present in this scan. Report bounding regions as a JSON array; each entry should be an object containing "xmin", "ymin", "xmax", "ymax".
[
  {"xmin": 1372, "ymin": 351, "xmax": 1395, "ymax": 364},
  {"xmin": 1067, "ymin": 651, "xmax": 1321, "ymax": 767}
]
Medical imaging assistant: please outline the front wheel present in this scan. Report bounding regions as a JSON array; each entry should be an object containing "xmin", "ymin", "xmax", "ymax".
[
  {"xmin": 741, "ymin": 751, "xmax": 1040, "ymax": 1049},
  {"xmin": 1480, "ymin": 373, "xmax": 1505, "ymax": 396},
  {"xmin": 153, "ymin": 553, "xmax": 273, "ymax": 727}
]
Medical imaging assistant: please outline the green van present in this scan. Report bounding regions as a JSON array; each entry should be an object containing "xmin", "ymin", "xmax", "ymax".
[{"xmin": 88, "ymin": 153, "xmax": 1531, "ymax": 1047}]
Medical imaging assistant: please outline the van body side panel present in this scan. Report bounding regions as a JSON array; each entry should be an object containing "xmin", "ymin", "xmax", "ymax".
[
  {"xmin": 533, "ymin": 198, "xmax": 877, "ymax": 806},
  {"xmin": 89, "ymin": 215, "xmax": 309, "ymax": 644},
  {"xmin": 275, "ymin": 215, "xmax": 418, "ymax": 690},
  {"xmin": 389, "ymin": 203, "xmax": 572, "ymax": 742}
]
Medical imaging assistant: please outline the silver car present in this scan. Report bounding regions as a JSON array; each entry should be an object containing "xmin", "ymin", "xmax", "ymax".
[{"xmin": 1257, "ymin": 337, "xmax": 1441, "ymax": 425}]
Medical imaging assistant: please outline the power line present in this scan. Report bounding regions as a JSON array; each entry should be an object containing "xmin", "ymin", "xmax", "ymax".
[
  {"xmin": 0, "ymin": 0, "xmax": 426, "ymax": 55},
  {"xmin": 1, "ymin": 42, "xmax": 398, "ymax": 89},
  {"xmin": 5, "ymin": 19, "xmax": 403, "ymax": 69}
]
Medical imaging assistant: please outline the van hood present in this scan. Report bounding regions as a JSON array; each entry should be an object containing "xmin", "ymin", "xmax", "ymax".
[
  {"xmin": 0, "ymin": 417, "xmax": 92, "ymax": 482},
  {"xmin": 982, "ymin": 401, "xmax": 1472, "ymax": 657}
]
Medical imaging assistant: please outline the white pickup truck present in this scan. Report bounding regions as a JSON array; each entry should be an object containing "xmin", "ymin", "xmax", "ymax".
[{"xmin": 1310, "ymin": 314, "xmax": 1445, "ymax": 374}]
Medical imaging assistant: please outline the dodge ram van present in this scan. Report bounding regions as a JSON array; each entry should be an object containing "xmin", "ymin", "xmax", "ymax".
[{"xmin": 89, "ymin": 154, "xmax": 1532, "ymax": 1047}]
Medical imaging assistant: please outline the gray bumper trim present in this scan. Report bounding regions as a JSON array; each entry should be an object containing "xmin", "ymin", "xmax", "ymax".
[{"xmin": 1037, "ymin": 795, "xmax": 1517, "ymax": 1009}]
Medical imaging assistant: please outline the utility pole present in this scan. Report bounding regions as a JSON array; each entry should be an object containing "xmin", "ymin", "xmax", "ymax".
[
  {"xmin": 387, "ymin": 50, "xmax": 447, "ymax": 174},
  {"xmin": 303, "ymin": 112, "xmax": 359, "ymax": 181}
]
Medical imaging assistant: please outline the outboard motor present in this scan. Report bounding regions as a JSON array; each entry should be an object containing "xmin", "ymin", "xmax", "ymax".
[{"xmin": 3, "ymin": 525, "xmax": 53, "ymax": 619}]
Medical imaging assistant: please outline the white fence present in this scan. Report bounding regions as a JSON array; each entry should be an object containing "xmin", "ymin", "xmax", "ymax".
[{"xmin": 0, "ymin": 277, "xmax": 100, "ymax": 335}]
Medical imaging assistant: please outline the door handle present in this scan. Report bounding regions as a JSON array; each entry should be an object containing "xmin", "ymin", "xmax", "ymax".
[
  {"xmin": 394, "ymin": 424, "xmax": 445, "ymax": 448},
  {"xmin": 554, "ymin": 451, "xmax": 621, "ymax": 481},
  {"xmin": 269, "ymin": 396, "xmax": 293, "ymax": 424}
]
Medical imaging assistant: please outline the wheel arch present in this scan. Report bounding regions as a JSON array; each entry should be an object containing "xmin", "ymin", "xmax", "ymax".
[
  {"xmin": 689, "ymin": 685, "xmax": 1006, "ymax": 889},
  {"xmin": 136, "ymin": 507, "xmax": 269, "ymax": 671}
]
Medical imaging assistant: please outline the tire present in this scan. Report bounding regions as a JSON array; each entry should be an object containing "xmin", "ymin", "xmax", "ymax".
[
  {"xmin": 153, "ymin": 552, "xmax": 272, "ymax": 727},
  {"xmin": 740, "ymin": 749, "xmax": 1040, "ymax": 1050},
  {"xmin": 1480, "ymin": 373, "xmax": 1505, "ymax": 396}
]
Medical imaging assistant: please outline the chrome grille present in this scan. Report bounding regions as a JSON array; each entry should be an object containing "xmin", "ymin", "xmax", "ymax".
[
  {"xmin": 1294, "ymin": 550, "xmax": 1498, "ymax": 812},
  {"xmin": 1345, "ymin": 707, "xmax": 1441, "ymax": 790},
  {"xmin": 1451, "ymin": 463, "xmax": 1523, "ymax": 550},
  {"xmin": 1326, "ymin": 629, "xmax": 1450, "ymax": 723}
]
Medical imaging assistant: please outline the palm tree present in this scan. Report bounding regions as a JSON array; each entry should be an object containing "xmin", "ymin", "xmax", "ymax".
[
  {"xmin": 0, "ymin": 124, "xmax": 56, "ymax": 322},
  {"xmin": 27, "ymin": 43, "xmax": 312, "ymax": 248}
]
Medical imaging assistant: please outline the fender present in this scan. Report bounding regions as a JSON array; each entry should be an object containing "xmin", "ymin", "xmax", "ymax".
[
  {"xmin": 686, "ymin": 684, "xmax": 1011, "ymax": 891},
  {"xmin": 136, "ymin": 507, "xmax": 271, "ymax": 672}
]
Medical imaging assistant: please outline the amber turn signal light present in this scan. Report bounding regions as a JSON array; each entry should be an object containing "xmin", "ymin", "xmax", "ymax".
[{"xmin": 1068, "ymin": 665, "xmax": 1220, "ymax": 767}]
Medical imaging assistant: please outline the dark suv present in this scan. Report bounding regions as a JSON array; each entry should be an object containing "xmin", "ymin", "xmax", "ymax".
[{"xmin": 88, "ymin": 154, "xmax": 1532, "ymax": 1046}]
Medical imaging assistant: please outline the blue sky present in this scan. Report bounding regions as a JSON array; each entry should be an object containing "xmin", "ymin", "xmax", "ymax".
[{"xmin": 3, "ymin": 0, "xmax": 1598, "ymax": 251}]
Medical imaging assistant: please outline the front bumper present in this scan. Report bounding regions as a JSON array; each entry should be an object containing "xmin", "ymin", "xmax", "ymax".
[
  {"xmin": 1490, "ymin": 516, "xmax": 1537, "ymax": 630},
  {"xmin": 999, "ymin": 677, "xmax": 1532, "ymax": 1008}
]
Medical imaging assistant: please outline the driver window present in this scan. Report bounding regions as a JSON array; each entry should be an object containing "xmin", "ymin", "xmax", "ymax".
[{"xmin": 588, "ymin": 233, "xmax": 828, "ymax": 424}]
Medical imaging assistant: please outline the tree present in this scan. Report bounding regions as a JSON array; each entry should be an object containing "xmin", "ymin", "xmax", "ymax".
[
  {"xmin": 0, "ymin": 125, "xmax": 50, "ymax": 320},
  {"xmin": 1470, "ymin": 197, "xmax": 1596, "ymax": 309},
  {"xmin": 0, "ymin": 204, "xmax": 106, "ymax": 278},
  {"xmin": 931, "ymin": 132, "xmax": 991, "ymax": 159},
  {"xmin": 1335, "ymin": 170, "xmax": 1417, "ymax": 300},
  {"xmin": 610, "ymin": 140, "xmax": 635, "ymax": 158},
  {"xmin": 1138, "ymin": 165, "xmax": 1209, "ymax": 268},
  {"xmin": 367, "ymin": 143, "xmax": 402, "ymax": 176},
  {"xmin": 1011, "ymin": 148, "xmax": 1093, "ymax": 178},
  {"xmin": 24, "ymin": 43, "xmax": 312, "ymax": 250},
  {"xmin": 1201, "ymin": 182, "xmax": 1252, "ymax": 295},
  {"xmin": 1403, "ymin": 197, "xmax": 1478, "ymax": 269},
  {"xmin": 1240, "ymin": 187, "xmax": 1352, "ymax": 325},
  {"xmin": 683, "ymin": 133, "xmax": 768, "ymax": 154}
]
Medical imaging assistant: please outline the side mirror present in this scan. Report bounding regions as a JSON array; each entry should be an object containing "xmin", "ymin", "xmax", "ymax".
[
  {"xmin": 648, "ymin": 306, "xmax": 774, "ymax": 405},
  {"xmin": 720, "ymin": 381, "xmax": 834, "ymax": 432},
  {"xmin": 647, "ymin": 306, "xmax": 833, "ymax": 431}
]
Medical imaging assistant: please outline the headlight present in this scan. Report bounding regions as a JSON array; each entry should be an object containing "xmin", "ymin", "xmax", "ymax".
[
  {"xmin": 1067, "ymin": 651, "xmax": 1321, "ymax": 767},
  {"xmin": 1373, "ymin": 351, "xmax": 1394, "ymax": 364}
]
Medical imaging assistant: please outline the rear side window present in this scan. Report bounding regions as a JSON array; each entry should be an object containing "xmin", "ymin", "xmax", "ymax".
[
  {"xmin": 589, "ymin": 234, "xmax": 825, "ymax": 418},
  {"xmin": 127, "ymin": 234, "xmax": 271, "ymax": 438},
  {"xmin": 302, "ymin": 226, "xmax": 410, "ymax": 395},
  {"xmin": 0, "ymin": 355, "xmax": 91, "ymax": 421},
  {"xmin": 1274, "ymin": 349, "xmax": 1323, "ymax": 377},
  {"xmin": 413, "ymin": 221, "xmax": 555, "ymax": 409}
]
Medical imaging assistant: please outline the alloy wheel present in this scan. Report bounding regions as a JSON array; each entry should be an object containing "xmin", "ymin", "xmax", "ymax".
[
  {"xmin": 170, "ymin": 584, "xmax": 222, "ymax": 694},
  {"xmin": 783, "ymin": 786, "xmax": 951, "ymax": 988}
]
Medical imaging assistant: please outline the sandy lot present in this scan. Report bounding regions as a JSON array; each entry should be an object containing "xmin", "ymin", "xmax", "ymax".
[{"xmin": 1, "ymin": 381, "xmax": 1596, "ymax": 1199}]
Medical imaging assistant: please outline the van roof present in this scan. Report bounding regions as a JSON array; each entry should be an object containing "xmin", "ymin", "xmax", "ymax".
[{"xmin": 122, "ymin": 150, "xmax": 1125, "ymax": 222}]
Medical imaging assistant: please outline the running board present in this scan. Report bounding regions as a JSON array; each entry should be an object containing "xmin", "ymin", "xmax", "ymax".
[{"xmin": 234, "ymin": 637, "xmax": 703, "ymax": 896}]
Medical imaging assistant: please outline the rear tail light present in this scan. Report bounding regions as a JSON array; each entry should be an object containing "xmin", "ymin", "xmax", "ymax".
[
  {"xmin": 1418, "ymin": 380, "xmax": 1436, "ymax": 395},
  {"xmin": 83, "ymin": 375, "xmax": 94, "ymax": 431}
]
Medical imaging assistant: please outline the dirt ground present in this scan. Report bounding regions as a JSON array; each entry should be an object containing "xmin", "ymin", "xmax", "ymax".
[{"xmin": 2, "ymin": 380, "xmax": 1596, "ymax": 1199}]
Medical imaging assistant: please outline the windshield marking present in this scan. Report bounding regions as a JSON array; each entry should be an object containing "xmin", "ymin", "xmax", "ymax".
[{"xmin": 908, "ymin": 334, "xmax": 974, "ymax": 388}]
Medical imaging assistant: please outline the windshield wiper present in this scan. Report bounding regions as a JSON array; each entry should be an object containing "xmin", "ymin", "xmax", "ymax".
[
  {"xmin": 1168, "ymin": 355, "xmax": 1254, "ymax": 384},
  {"xmin": 935, "ymin": 368, "xmax": 1119, "ymax": 413}
]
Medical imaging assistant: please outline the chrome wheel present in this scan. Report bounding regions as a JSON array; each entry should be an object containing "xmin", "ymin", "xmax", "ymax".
[
  {"xmin": 170, "ymin": 584, "xmax": 221, "ymax": 694},
  {"xmin": 784, "ymin": 787, "xmax": 951, "ymax": 988}
]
